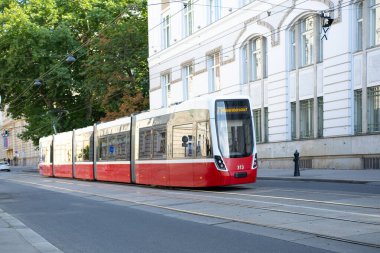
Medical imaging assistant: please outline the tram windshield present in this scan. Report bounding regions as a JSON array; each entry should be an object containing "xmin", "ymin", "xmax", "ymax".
[{"xmin": 215, "ymin": 99, "xmax": 253, "ymax": 158}]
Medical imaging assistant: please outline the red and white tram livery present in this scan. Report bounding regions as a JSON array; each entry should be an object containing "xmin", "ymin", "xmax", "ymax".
[{"xmin": 38, "ymin": 96, "xmax": 258, "ymax": 187}]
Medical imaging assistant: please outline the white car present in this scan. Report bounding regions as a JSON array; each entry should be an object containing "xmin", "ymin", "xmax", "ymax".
[{"xmin": 0, "ymin": 161, "xmax": 10, "ymax": 172}]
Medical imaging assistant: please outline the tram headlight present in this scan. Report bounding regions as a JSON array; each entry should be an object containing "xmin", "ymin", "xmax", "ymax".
[
  {"xmin": 252, "ymin": 153, "xmax": 258, "ymax": 169},
  {"xmin": 214, "ymin": 155, "xmax": 227, "ymax": 171}
]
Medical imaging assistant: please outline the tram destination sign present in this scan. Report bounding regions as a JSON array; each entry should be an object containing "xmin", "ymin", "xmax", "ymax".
[{"xmin": 217, "ymin": 107, "xmax": 248, "ymax": 114}]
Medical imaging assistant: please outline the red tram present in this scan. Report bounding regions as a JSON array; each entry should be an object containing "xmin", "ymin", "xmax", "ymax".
[{"xmin": 38, "ymin": 96, "xmax": 258, "ymax": 187}]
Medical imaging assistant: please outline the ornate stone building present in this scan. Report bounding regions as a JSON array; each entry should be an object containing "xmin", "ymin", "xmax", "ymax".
[
  {"xmin": 147, "ymin": 0, "xmax": 380, "ymax": 169},
  {"xmin": 0, "ymin": 110, "xmax": 39, "ymax": 167}
]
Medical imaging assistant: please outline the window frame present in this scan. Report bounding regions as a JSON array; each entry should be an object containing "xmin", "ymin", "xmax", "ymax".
[
  {"xmin": 182, "ymin": 64, "xmax": 193, "ymax": 100},
  {"xmin": 289, "ymin": 15, "xmax": 322, "ymax": 69},
  {"xmin": 207, "ymin": 51, "xmax": 221, "ymax": 92},
  {"xmin": 367, "ymin": 86, "xmax": 380, "ymax": 133},
  {"xmin": 253, "ymin": 109, "xmax": 262, "ymax": 143},
  {"xmin": 299, "ymin": 98, "xmax": 314, "ymax": 139},
  {"xmin": 208, "ymin": 0, "xmax": 221, "ymax": 24},
  {"xmin": 300, "ymin": 16, "xmax": 314, "ymax": 67},
  {"xmin": 354, "ymin": 89, "xmax": 363, "ymax": 134},
  {"xmin": 161, "ymin": 72, "xmax": 171, "ymax": 107},
  {"xmin": 369, "ymin": 0, "xmax": 380, "ymax": 47},
  {"xmin": 162, "ymin": 14, "xmax": 170, "ymax": 49},
  {"xmin": 356, "ymin": 2, "xmax": 364, "ymax": 51},
  {"xmin": 241, "ymin": 36, "xmax": 267, "ymax": 82},
  {"xmin": 183, "ymin": 0, "xmax": 193, "ymax": 37}
]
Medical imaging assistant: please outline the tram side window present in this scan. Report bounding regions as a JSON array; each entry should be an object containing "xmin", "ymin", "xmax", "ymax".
[
  {"xmin": 153, "ymin": 126, "xmax": 167, "ymax": 159},
  {"xmin": 115, "ymin": 132, "xmax": 130, "ymax": 160},
  {"xmin": 98, "ymin": 132, "xmax": 130, "ymax": 161},
  {"xmin": 55, "ymin": 143, "xmax": 72, "ymax": 163},
  {"xmin": 139, "ymin": 128, "xmax": 152, "ymax": 159},
  {"xmin": 41, "ymin": 146, "xmax": 50, "ymax": 163},
  {"xmin": 196, "ymin": 122, "xmax": 212, "ymax": 158},
  {"xmin": 99, "ymin": 137, "xmax": 108, "ymax": 161},
  {"xmin": 76, "ymin": 133, "xmax": 92, "ymax": 162},
  {"xmin": 173, "ymin": 123, "xmax": 194, "ymax": 158},
  {"xmin": 108, "ymin": 135, "xmax": 116, "ymax": 160}
]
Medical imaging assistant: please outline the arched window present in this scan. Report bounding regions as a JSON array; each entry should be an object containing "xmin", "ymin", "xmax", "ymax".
[
  {"xmin": 289, "ymin": 15, "xmax": 323, "ymax": 70},
  {"xmin": 241, "ymin": 36, "xmax": 267, "ymax": 83},
  {"xmin": 369, "ymin": 0, "xmax": 380, "ymax": 47},
  {"xmin": 355, "ymin": 1, "xmax": 363, "ymax": 51}
]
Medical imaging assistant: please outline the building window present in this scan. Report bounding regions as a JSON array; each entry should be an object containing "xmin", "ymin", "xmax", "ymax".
[
  {"xmin": 368, "ymin": 86, "xmax": 380, "ymax": 132},
  {"xmin": 161, "ymin": 73, "xmax": 171, "ymax": 107},
  {"xmin": 162, "ymin": 14, "xmax": 170, "ymax": 49},
  {"xmin": 253, "ymin": 107, "xmax": 268, "ymax": 143},
  {"xmin": 290, "ymin": 28, "xmax": 296, "ymax": 70},
  {"xmin": 183, "ymin": 0, "xmax": 193, "ymax": 37},
  {"xmin": 290, "ymin": 15, "xmax": 322, "ymax": 69},
  {"xmin": 250, "ymin": 37, "xmax": 265, "ymax": 81},
  {"xmin": 253, "ymin": 109, "xmax": 262, "ymax": 143},
  {"xmin": 301, "ymin": 16, "xmax": 314, "ymax": 66},
  {"xmin": 182, "ymin": 64, "xmax": 193, "ymax": 100},
  {"xmin": 356, "ymin": 2, "xmax": 363, "ymax": 51},
  {"xmin": 354, "ymin": 89, "xmax": 362, "ymax": 134},
  {"xmin": 208, "ymin": 0, "xmax": 221, "ymax": 24},
  {"xmin": 264, "ymin": 107, "xmax": 269, "ymax": 142},
  {"xmin": 240, "ymin": 0, "xmax": 253, "ymax": 6},
  {"xmin": 300, "ymin": 99, "xmax": 314, "ymax": 139},
  {"xmin": 207, "ymin": 51, "xmax": 221, "ymax": 92},
  {"xmin": 241, "ymin": 45, "xmax": 248, "ymax": 83},
  {"xmin": 241, "ymin": 37, "xmax": 267, "ymax": 82},
  {"xmin": 291, "ymin": 102, "xmax": 296, "ymax": 140},
  {"xmin": 318, "ymin": 97, "xmax": 323, "ymax": 137},
  {"xmin": 369, "ymin": 0, "xmax": 380, "ymax": 47}
]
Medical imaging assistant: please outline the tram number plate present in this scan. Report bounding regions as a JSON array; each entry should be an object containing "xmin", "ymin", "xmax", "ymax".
[{"xmin": 234, "ymin": 172, "xmax": 248, "ymax": 178}]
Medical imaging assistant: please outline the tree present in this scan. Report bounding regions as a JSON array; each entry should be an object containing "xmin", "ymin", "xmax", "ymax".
[{"xmin": 0, "ymin": 0, "xmax": 148, "ymax": 145}]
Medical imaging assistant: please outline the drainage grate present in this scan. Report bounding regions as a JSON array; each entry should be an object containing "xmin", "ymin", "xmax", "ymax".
[
  {"xmin": 363, "ymin": 157, "xmax": 380, "ymax": 169},
  {"xmin": 299, "ymin": 159, "xmax": 312, "ymax": 169}
]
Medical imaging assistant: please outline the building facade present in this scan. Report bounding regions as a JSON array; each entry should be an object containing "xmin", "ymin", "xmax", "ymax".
[
  {"xmin": 0, "ymin": 111, "xmax": 39, "ymax": 167},
  {"xmin": 147, "ymin": 0, "xmax": 380, "ymax": 169}
]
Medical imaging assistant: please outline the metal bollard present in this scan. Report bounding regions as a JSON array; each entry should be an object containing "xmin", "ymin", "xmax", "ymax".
[{"xmin": 293, "ymin": 150, "xmax": 300, "ymax": 177}]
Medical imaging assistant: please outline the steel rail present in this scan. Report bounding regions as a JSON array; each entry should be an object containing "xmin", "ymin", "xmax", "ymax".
[{"xmin": 185, "ymin": 189, "xmax": 380, "ymax": 210}]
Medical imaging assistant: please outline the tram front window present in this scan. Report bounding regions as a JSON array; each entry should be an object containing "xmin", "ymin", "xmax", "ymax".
[{"xmin": 216, "ymin": 100, "xmax": 253, "ymax": 158}]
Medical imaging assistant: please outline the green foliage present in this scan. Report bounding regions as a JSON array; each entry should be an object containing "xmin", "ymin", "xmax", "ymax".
[{"xmin": 0, "ymin": 0, "xmax": 149, "ymax": 146}]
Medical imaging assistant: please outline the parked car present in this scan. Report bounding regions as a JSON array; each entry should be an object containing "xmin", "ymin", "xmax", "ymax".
[{"xmin": 0, "ymin": 161, "xmax": 10, "ymax": 172}]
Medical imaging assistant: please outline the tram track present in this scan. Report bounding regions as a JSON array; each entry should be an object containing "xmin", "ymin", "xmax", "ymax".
[
  {"xmin": 142, "ymin": 189, "xmax": 380, "ymax": 226},
  {"xmin": 247, "ymin": 187, "xmax": 380, "ymax": 199},
  {"xmin": 5, "ymin": 177, "xmax": 380, "ymax": 249},
  {"xmin": 6, "ymin": 174, "xmax": 380, "ymax": 224},
  {"xmin": 14, "ymin": 172, "xmax": 380, "ymax": 210},
  {"xmin": 186, "ymin": 189, "xmax": 380, "ymax": 210}
]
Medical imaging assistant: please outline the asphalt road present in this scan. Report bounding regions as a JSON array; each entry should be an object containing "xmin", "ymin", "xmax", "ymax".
[{"xmin": 0, "ymin": 179, "xmax": 333, "ymax": 253}]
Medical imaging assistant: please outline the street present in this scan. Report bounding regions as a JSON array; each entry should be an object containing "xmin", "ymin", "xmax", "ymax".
[{"xmin": 1, "ymin": 170, "xmax": 380, "ymax": 253}]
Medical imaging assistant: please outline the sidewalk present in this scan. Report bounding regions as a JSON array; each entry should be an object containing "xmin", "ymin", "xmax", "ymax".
[
  {"xmin": 0, "ymin": 208, "xmax": 62, "ymax": 253},
  {"xmin": 258, "ymin": 168, "xmax": 380, "ymax": 183}
]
